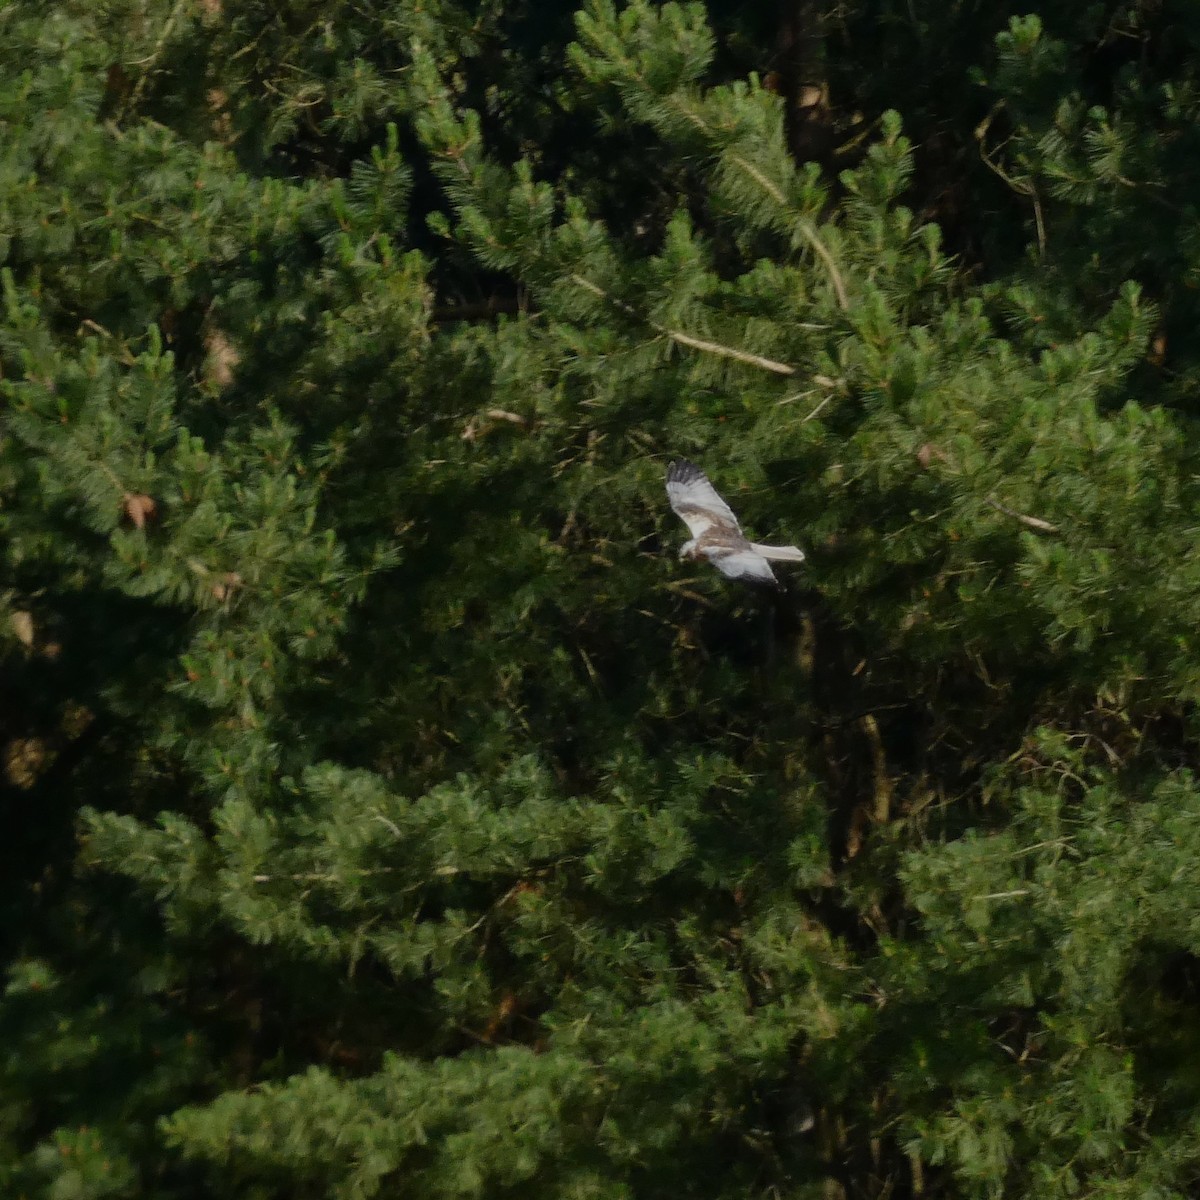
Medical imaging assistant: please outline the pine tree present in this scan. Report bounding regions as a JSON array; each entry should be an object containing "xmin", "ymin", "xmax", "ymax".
[{"xmin": 7, "ymin": 2, "xmax": 1200, "ymax": 1199}]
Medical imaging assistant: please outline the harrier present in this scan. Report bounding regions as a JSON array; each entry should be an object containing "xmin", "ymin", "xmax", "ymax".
[{"xmin": 666, "ymin": 460, "xmax": 805, "ymax": 588}]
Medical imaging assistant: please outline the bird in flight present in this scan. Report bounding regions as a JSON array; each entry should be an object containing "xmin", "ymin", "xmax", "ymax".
[{"xmin": 666, "ymin": 460, "xmax": 805, "ymax": 588}]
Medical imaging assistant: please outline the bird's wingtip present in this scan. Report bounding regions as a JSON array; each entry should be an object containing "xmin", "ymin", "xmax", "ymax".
[{"xmin": 666, "ymin": 458, "xmax": 702, "ymax": 484}]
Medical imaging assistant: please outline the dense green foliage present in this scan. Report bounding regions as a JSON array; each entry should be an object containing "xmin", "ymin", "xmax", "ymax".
[{"xmin": 5, "ymin": 1, "xmax": 1200, "ymax": 1197}]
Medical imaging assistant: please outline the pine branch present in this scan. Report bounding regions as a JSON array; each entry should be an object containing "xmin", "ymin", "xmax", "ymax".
[
  {"xmin": 984, "ymin": 495, "xmax": 1060, "ymax": 535},
  {"xmin": 727, "ymin": 153, "xmax": 849, "ymax": 310},
  {"xmin": 666, "ymin": 328, "xmax": 798, "ymax": 375},
  {"xmin": 661, "ymin": 84, "xmax": 849, "ymax": 309},
  {"xmin": 569, "ymin": 274, "xmax": 798, "ymax": 376}
]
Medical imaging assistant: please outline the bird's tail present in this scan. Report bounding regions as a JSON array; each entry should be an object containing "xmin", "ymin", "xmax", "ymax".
[{"xmin": 749, "ymin": 542, "xmax": 806, "ymax": 563}]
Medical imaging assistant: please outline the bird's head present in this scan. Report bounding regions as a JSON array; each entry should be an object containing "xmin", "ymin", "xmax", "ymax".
[{"xmin": 678, "ymin": 538, "xmax": 700, "ymax": 561}]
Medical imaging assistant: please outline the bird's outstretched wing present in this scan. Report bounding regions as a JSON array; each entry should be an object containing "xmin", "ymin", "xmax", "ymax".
[{"xmin": 666, "ymin": 459, "xmax": 743, "ymax": 541}]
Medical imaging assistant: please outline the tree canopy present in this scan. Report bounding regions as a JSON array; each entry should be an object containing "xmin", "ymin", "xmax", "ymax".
[{"xmin": 5, "ymin": 2, "xmax": 1200, "ymax": 1197}]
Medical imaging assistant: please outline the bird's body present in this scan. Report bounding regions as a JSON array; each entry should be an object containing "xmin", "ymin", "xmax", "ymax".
[{"xmin": 665, "ymin": 459, "xmax": 804, "ymax": 588}]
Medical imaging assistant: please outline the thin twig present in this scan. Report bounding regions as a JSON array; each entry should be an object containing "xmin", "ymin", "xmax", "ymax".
[
  {"xmin": 570, "ymin": 274, "xmax": 797, "ymax": 376},
  {"xmin": 802, "ymin": 394, "xmax": 834, "ymax": 422},
  {"xmin": 79, "ymin": 318, "xmax": 115, "ymax": 340},
  {"xmin": 985, "ymin": 495, "xmax": 1059, "ymax": 535},
  {"xmin": 976, "ymin": 102, "xmax": 1046, "ymax": 258},
  {"xmin": 1010, "ymin": 838, "xmax": 1072, "ymax": 857},
  {"xmin": 666, "ymin": 329, "xmax": 797, "ymax": 375},
  {"xmin": 726, "ymin": 154, "xmax": 849, "ymax": 309},
  {"xmin": 252, "ymin": 868, "xmax": 401, "ymax": 884},
  {"xmin": 372, "ymin": 810, "xmax": 403, "ymax": 838},
  {"xmin": 126, "ymin": 0, "xmax": 189, "ymax": 111},
  {"xmin": 726, "ymin": 151, "xmax": 787, "ymax": 203}
]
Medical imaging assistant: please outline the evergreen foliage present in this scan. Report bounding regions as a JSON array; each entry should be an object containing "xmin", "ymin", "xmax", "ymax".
[{"xmin": 5, "ymin": 1, "xmax": 1200, "ymax": 1198}]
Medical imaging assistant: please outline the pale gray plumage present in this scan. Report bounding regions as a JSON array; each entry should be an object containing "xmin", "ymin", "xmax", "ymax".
[{"xmin": 665, "ymin": 460, "xmax": 804, "ymax": 588}]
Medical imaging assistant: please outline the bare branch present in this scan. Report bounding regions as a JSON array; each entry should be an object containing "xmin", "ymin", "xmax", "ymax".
[
  {"xmin": 570, "ymin": 274, "xmax": 798, "ymax": 376},
  {"xmin": 801, "ymin": 394, "xmax": 834, "ymax": 422},
  {"xmin": 985, "ymin": 495, "xmax": 1060, "ymax": 535},
  {"xmin": 665, "ymin": 329, "xmax": 797, "ymax": 375}
]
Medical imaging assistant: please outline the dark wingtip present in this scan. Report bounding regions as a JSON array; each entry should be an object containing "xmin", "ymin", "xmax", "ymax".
[{"xmin": 666, "ymin": 458, "xmax": 703, "ymax": 484}]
